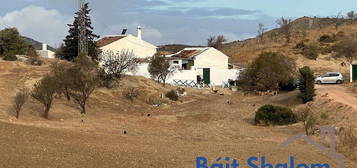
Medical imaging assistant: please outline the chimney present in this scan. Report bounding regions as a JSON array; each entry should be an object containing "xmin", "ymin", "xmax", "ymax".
[
  {"xmin": 136, "ymin": 26, "xmax": 142, "ymax": 40},
  {"xmin": 42, "ymin": 43, "xmax": 47, "ymax": 51}
]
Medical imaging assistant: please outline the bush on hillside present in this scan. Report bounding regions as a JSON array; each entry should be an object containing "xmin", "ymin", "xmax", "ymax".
[
  {"xmin": 296, "ymin": 107, "xmax": 317, "ymax": 136},
  {"xmin": 3, "ymin": 52, "xmax": 17, "ymax": 61},
  {"xmin": 319, "ymin": 34, "xmax": 335, "ymax": 43},
  {"xmin": 332, "ymin": 39, "xmax": 357, "ymax": 63},
  {"xmin": 299, "ymin": 66, "xmax": 316, "ymax": 103},
  {"xmin": 301, "ymin": 43, "xmax": 320, "ymax": 60},
  {"xmin": 238, "ymin": 52, "xmax": 296, "ymax": 92},
  {"xmin": 294, "ymin": 41, "xmax": 307, "ymax": 50},
  {"xmin": 255, "ymin": 104, "xmax": 297, "ymax": 126},
  {"xmin": 166, "ymin": 90, "xmax": 179, "ymax": 101},
  {"xmin": 123, "ymin": 87, "xmax": 141, "ymax": 102}
]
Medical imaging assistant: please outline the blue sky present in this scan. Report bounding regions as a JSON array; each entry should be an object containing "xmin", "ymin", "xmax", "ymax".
[{"xmin": 0, "ymin": 0, "xmax": 356, "ymax": 47}]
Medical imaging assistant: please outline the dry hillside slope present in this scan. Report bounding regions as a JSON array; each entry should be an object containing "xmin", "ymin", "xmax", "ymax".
[{"xmin": 222, "ymin": 17, "xmax": 357, "ymax": 76}]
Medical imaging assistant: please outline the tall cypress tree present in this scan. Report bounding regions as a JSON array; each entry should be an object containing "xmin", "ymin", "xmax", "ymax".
[{"xmin": 58, "ymin": 3, "xmax": 100, "ymax": 62}]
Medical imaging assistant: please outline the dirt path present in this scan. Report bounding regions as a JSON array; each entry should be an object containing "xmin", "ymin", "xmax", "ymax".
[{"xmin": 315, "ymin": 84, "xmax": 357, "ymax": 110}]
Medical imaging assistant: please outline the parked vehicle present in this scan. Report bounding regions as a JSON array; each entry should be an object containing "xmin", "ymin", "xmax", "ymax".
[{"xmin": 315, "ymin": 72, "xmax": 344, "ymax": 84}]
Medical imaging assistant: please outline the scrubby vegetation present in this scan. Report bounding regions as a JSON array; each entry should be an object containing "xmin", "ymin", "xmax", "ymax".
[
  {"xmin": 26, "ymin": 45, "xmax": 43, "ymax": 66},
  {"xmin": 319, "ymin": 34, "xmax": 335, "ymax": 43},
  {"xmin": 332, "ymin": 38, "xmax": 357, "ymax": 63},
  {"xmin": 238, "ymin": 52, "xmax": 296, "ymax": 92},
  {"xmin": 123, "ymin": 87, "xmax": 141, "ymax": 102},
  {"xmin": 13, "ymin": 88, "xmax": 29, "ymax": 119},
  {"xmin": 296, "ymin": 107, "xmax": 317, "ymax": 136},
  {"xmin": 255, "ymin": 104, "xmax": 297, "ymax": 126},
  {"xmin": 166, "ymin": 90, "xmax": 179, "ymax": 101},
  {"xmin": 301, "ymin": 43, "xmax": 320, "ymax": 60}
]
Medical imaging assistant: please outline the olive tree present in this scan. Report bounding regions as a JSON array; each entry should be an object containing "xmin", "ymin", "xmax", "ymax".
[
  {"xmin": 148, "ymin": 55, "xmax": 174, "ymax": 86},
  {"xmin": 238, "ymin": 52, "xmax": 296, "ymax": 91},
  {"xmin": 65, "ymin": 55, "xmax": 99, "ymax": 114},
  {"xmin": 207, "ymin": 35, "xmax": 227, "ymax": 49},
  {"xmin": 32, "ymin": 74, "xmax": 58, "ymax": 119},
  {"xmin": 100, "ymin": 50, "xmax": 138, "ymax": 80},
  {"xmin": 13, "ymin": 88, "xmax": 29, "ymax": 119}
]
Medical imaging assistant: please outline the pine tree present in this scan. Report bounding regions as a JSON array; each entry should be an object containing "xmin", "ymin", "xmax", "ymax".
[{"xmin": 58, "ymin": 3, "xmax": 100, "ymax": 62}]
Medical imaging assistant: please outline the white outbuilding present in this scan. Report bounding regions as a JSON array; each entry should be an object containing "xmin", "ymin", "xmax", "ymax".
[{"xmin": 36, "ymin": 44, "xmax": 55, "ymax": 59}]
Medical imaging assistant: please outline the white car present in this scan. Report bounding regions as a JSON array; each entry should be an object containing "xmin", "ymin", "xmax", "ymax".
[{"xmin": 315, "ymin": 72, "xmax": 344, "ymax": 84}]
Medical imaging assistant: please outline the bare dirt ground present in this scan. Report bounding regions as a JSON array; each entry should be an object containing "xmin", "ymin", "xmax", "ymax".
[
  {"xmin": 316, "ymin": 84, "xmax": 357, "ymax": 110},
  {"xmin": 0, "ymin": 61, "xmax": 356, "ymax": 168}
]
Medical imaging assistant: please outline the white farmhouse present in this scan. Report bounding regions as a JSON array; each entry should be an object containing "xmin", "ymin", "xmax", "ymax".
[
  {"xmin": 96, "ymin": 26, "xmax": 157, "ymax": 58},
  {"xmin": 167, "ymin": 47, "xmax": 240, "ymax": 86}
]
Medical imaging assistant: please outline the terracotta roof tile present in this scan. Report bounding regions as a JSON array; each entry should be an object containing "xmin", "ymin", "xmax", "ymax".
[{"xmin": 172, "ymin": 50, "xmax": 200, "ymax": 59}]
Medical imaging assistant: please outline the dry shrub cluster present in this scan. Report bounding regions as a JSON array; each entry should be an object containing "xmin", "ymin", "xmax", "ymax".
[{"xmin": 122, "ymin": 87, "xmax": 141, "ymax": 102}]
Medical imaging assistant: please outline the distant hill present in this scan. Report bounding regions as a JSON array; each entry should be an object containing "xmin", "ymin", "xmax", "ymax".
[
  {"xmin": 223, "ymin": 16, "xmax": 350, "ymax": 49},
  {"xmin": 22, "ymin": 36, "xmax": 56, "ymax": 52},
  {"xmin": 219, "ymin": 16, "xmax": 355, "ymax": 74}
]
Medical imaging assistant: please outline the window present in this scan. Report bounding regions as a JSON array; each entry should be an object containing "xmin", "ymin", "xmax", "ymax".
[{"xmin": 173, "ymin": 61, "xmax": 179, "ymax": 64}]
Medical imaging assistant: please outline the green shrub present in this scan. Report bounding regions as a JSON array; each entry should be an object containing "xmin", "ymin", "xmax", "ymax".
[
  {"xmin": 238, "ymin": 52, "xmax": 296, "ymax": 91},
  {"xmin": 299, "ymin": 66, "xmax": 316, "ymax": 103},
  {"xmin": 279, "ymin": 78, "xmax": 297, "ymax": 91},
  {"xmin": 319, "ymin": 34, "xmax": 335, "ymax": 43},
  {"xmin": 3, "ymin": 52, "xmax": 17, "ymax": 61},
  {"xmin": 166, "ymin": 90, "xmax": 178, "ymax": 101},
  {"xmin": 255, "ymin": 104, "xmax": 297, "ymax": 125}
]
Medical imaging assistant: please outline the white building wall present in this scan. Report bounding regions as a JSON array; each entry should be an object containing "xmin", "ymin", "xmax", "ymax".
[
  {"xmin": 100, "ymin": 35, "xmax": 157, "ymax": 59},
  {"xmin": 36, "ymin": 50, "xmax": 55, "ymax": 59},
  {"xmin": 128, "ymin": 63, "xmax": 151, "ymax": 78},
  {"xmin": 210, "ymin": 68, "xmax": 241, "ymax": 86},
  {"xmin": 194, "ymin": 48, "xmax": 228, "ymax": 69},
  {"xmin": 167, "ymin": 69, "xmax": 197, "ymax": 84}
]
